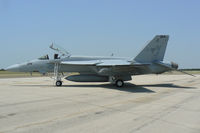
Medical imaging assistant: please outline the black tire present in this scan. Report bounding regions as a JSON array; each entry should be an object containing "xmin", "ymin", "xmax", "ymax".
[
  {"xmin": 115, "ymin": 80, "xmax": 124, "ymax": 87},
  {"xmin": 56, "ymin": 81, "xmax": 62, "ymax": 86}
]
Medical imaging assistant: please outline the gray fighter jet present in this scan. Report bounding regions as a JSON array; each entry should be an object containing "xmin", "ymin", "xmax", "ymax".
[{"xmin": 6, "ymin": 35, "xmax": 193, "ymax": 87}]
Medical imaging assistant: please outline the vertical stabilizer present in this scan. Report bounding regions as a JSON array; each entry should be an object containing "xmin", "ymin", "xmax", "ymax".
[{"xmin": 134, "ymin": 35, "xmax": 169, "ymax": 63}]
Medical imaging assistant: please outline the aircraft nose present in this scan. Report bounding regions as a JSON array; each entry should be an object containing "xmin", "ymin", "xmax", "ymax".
[{"xmin": 6, "ymin": 64, "xmax": 20, "ymax": 72}]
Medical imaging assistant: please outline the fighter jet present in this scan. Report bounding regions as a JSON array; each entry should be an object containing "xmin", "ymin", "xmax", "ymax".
[{"xmin": 6, "ymin": 35, "xmax": 194, "ymax": 87}]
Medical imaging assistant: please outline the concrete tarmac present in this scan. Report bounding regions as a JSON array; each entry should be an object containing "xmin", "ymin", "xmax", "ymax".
[{"xmin": 0, "ymin": 75, "xmax": 200, "ymax": 133}]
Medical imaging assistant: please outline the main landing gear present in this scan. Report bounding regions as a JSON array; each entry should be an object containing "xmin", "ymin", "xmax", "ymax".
[
  {"xmin": 109, "ymin": 76, "xmax": 124, "ymax": 87},
  {"xmin": 54, "ymin": 63, "xmax": 63, "ymax": 87},
  {"xmin": 115, "ymin": 79, "xmax": 124, "ymax": 87}
]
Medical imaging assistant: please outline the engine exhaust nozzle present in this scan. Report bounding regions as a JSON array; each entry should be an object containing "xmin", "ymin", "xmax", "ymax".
[{"xmin": 171, "ymin": 62, "xmax": 179, "ymax": 69}]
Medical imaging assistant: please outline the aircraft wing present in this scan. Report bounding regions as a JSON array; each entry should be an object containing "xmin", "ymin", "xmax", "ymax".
[
  {"xmin": 96, "ymin": 60, "xmax": 149, "ymax": 67},
  {"xmin": 60, "ymin": 60, "xmax": 150, "ymax": 75},
  {"xmin": 61, "ymin": 60, "xmax": 149, "ymax": 66},
  {"xmin": 96, "ymin": 60, "xmax": 150, "ymax": 75},
  {"xmin": 61, "ymin": 60, "xmax": 101, "ymax": 65},
  {"xmin": 96, "ymin": 60, "xmax": 131, "ymax": 66}
]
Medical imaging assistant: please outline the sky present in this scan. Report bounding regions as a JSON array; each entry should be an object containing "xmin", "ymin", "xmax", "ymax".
[{"xmin": 0, "ymin": 0, "xmax": 200, "ymax": 69}]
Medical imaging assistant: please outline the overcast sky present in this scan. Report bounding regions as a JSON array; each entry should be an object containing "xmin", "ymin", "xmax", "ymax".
[{"xmin": 0, "ymin": 0, "xmax": 200, "ymax": 69}]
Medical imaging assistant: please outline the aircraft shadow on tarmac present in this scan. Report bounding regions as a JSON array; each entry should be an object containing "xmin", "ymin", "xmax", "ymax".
[
  {"xmin": 62, "ymin": 82, "xmax": 195, "ymax": 93},
  {"xmin": 14, "ymin": 82, "xmax": 195, "ymax": 93},
  {"xmin": 140, "ymin": 83, "xmax": 195, "ymax": 89},
  {"xmin": 63, "ymin": 83, "xmax": 155, "ymax": 93}
]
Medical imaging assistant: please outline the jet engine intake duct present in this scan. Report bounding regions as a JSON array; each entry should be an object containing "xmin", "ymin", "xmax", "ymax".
[{"xmin": 65, "ymin": 74, "xmax": 109, "ymax": 82}]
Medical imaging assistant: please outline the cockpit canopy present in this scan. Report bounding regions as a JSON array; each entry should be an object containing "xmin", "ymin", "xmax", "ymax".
[
  {"xmin": 38, "ymin": 55, "xmax": 49, "ymax": 60},
  {"xmin": 38, "ymin": 54, "xmax": 61, "ymax": 60}
]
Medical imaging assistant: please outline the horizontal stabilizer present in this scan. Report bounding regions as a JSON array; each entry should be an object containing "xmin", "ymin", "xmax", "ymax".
[{"xmin": 155, "ymin": 62, "xmax": 196, "ymax": 77}]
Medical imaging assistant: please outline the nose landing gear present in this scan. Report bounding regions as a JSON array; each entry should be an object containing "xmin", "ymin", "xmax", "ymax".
[
  {"xmin": 56, "ymin": 80, "xmax": 62, "ymax": 86},
  {"xmin": 54, "ymin": 62, "xmax": 63, "ymax": 87}
]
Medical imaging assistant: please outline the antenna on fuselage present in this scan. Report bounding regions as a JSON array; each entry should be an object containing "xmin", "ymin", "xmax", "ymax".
[{"xmin": 49, "ymin": 43, "xmax": 71, "ymax": 57}]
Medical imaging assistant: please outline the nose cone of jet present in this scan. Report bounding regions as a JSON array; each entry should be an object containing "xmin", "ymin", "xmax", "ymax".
[{"xmin": 6, "ymin": 64, "xmax": 20, "ymax": 72}]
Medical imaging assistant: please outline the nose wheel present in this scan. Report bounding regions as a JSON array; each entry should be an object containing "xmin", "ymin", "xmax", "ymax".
[
  {"xmin": 56, "ymin": 80, "xmax": 62, "ymax": 86},
  {"xmin": 54, "ymin": 62, "xmax": 63, "ymax": 87}
]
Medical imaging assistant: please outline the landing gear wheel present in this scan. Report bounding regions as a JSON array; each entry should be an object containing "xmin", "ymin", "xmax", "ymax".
[
  {"xmin": 56, "ymin": 81, "xmax": 62, "ymax": 86},
  {"xmin": 115, "ymin": 80, "xmax": 124, "ymax": 87}
]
